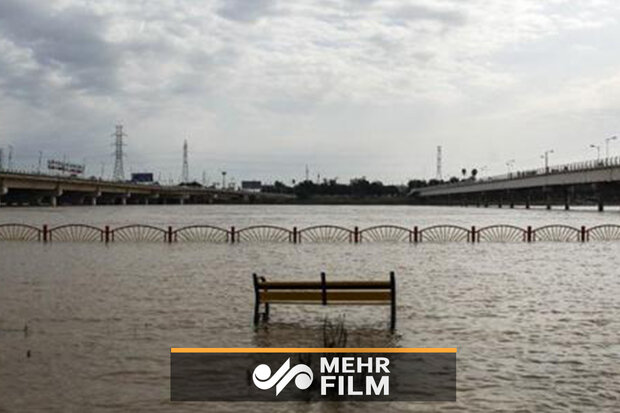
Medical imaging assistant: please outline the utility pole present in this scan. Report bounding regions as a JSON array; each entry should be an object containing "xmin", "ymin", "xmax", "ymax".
[
  {"xmin": 605, "ymin": 136, "xmax": 617, "ymax": 158},
  {"xmin": 541, "ymin": 149, "xmax": 554, "ymax": 173},
  {"xmin": 506, "ymin": 159, "xmax": 515, "ymax": 174},
  {"xmin": 181, "ymin": 139, "xmax": 189, "ymax": 183},
  {"xmin": 37, "ymin": 151, "xmax": 43, "ymax": 173},
  {"xmin": 112, "ymin": 125, "xmax": 126, "ymax": 181},
  {"xmin": 589, "ymin": 144, "xmax": 600, "ymax": 161},
  {"xmin": 436, "ymin": 146, "xmax": 443, "ymax": 180}
]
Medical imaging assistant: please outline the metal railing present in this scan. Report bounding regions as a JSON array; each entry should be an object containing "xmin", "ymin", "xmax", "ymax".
[
  {"xmin": 417, "ymin": 156, "xmax": 620, "ymax": 192},
  {"xmin": 1, "ymin": 223, "xmax": 620, "ymax": 243}
]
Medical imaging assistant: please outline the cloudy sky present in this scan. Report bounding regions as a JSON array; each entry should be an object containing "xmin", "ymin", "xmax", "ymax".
[{"xmin": 1, "ymin": 0, "xmax": 620, "ymax": 184}]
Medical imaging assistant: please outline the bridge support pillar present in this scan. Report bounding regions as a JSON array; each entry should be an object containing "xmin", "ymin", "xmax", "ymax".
[
  {"xmin": 49, "ymin": 187, "xmax": 63, "ymax": 207},
  {"xmin": 89, "ymin": 190, "xmax": 101, "ymax": 206},
  {"xmin": 0, "ymin": 184, "xmax": 6, "ymax": 207}
]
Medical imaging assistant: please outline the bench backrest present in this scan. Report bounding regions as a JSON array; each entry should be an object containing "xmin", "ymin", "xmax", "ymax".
[{"xmin": 253, "ymin": 272, "xmax": 395, "ymax": 305}]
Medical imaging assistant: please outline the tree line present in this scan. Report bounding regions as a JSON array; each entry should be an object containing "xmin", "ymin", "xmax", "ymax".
[{"xmin": 262, "ymin": 168, "xmax": 479, "ymax": 198}]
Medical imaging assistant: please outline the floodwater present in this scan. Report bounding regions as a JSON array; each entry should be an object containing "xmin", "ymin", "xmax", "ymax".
[{"xmin": 0, "ymin": 205, "xmax": 619, "ymax": 412}]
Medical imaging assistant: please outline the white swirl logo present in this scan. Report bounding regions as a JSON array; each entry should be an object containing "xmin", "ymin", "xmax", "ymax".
[{"xmin": 252, "ymin": 358, "xmax": 314, "ymax": 396}]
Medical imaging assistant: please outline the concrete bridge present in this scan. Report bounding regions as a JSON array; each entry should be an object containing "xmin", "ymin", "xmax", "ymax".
[
  {"xmin": 0, "ymin": 171, "xmax": 293, "ymax": 206},
  {"xmin": 411, "ymin": 157, "xmax": 620, "ymax": 211}
]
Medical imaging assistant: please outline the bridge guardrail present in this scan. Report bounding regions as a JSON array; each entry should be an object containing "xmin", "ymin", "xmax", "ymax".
[{"xmin": 415, "ymin": 156, "xmax": 620, "ymax": 194}]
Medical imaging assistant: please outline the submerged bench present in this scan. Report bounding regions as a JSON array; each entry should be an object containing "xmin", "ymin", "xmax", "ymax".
[{"xmin": 252, "ymin": 271, "xmax": 396, "ymax": 330}]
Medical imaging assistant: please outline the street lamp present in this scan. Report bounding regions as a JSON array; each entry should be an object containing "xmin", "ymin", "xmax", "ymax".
[
  {"xmin": 589, "ymin": 144, "xmax": 601, "ymax": 161},
  {"xmin": 541, "ymin": 150, "xmax": 554, "ymax": 172},
  {"xmin": 605, "ymin": 136, "xmax": 617, "ymax": 158},
  {"xmin": 506, "ymin": 159, "xmax": 515, "ymax": 174}
]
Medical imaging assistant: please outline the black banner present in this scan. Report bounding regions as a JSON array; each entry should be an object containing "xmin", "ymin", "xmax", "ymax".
[{"xmin": 171, "ymin": 349, "xmax": 456, "ymax": 402}]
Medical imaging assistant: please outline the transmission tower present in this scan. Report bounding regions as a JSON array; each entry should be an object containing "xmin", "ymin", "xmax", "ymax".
[
  {"xmin": 112, "ymin": 125, "xmax": 126, "ymax": 181},
  {"xmin": 7, "ymin": 145, "xmax": 13, "ymax": 170},
  {"xmin": 436, "ymin": 145, "xmax": 443, "ymax": 180},
  {"xmin": 181, "ymin": 139, "xmax": 189, "ymax": 183}
]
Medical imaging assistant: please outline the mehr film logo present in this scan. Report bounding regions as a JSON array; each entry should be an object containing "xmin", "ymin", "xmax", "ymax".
[
  {"xmin": 252, "ymin": 356, "xmax": 390, "ymax": 396},
  {"xmin": 170, "ymin": 348, "xmax": 457, "ymax": 402}
]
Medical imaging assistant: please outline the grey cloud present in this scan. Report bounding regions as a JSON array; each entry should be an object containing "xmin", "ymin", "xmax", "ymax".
[
  {"xmin": 388, "ymin": 4, "xmax": 466, "ymax": 26},
  {"xmin": 0, "ymin": 0, "xmax": 118, "ymax": 95},
  {"xmin": 216, "ymin": 0, "xmax": 279, "ymax": 23}
]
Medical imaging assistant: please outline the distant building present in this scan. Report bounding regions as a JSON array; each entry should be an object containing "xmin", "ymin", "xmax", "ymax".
[
  {"xmin": 131, "ymin": 173, "xmax": 154, "ymax": 183},
  {"xmin": 241, "ymin": 180, "xmax": 262, "ymax": 192}
]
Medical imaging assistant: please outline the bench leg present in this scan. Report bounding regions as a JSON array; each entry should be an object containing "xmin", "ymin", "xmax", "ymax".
[
  {"xmin": 264, "ymin": 303, "xmax": 270, "ymax": 321},
  {"xmin": 253, "ymin": 299, "xmax": 260, "ymax": 325}
]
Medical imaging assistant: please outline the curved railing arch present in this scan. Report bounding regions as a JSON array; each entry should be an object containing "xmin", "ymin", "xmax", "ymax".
[
  {"xmin": 418, "ymin": 225, "xmax": 470, "ymax": 242},
  {"xmin": 532, "ymin": 225, "xmax": 580, "ymax": 242},
  {"xmin": 476, "ymin": 225, "xmax": 526, "ymax": 242},
  {"xmin": 585, "ymin": 224, "xmax": 620, "ymax": 241},
  {"xmin": 235, "ymin": 225, "xmax": 293, "ymax": 243},
  {"xmin": 298, "ymin": 225, "xmax": 354, "ymax": 243},
  {"xmin": 172, "ymin": 225, "xmax": 230, "ymax": 242},
  {"xmin": 0, "ymin": 224, "xmax": 42, "ymax": 241},
  {"xmin": 110, "ymin": 225, "xmax": 167, "ymax": 242},
  {"xmin": 48, "ymin": 224, "xmax": 104, "ymax": 242},
  {"xmin": 359, "ymin": 225, "xmax": 413, "ymax": 242}
]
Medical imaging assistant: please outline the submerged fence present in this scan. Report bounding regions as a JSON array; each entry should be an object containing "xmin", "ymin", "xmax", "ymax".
[{"xmin": 1, "ymin": 223, "xmax": 620, "ymax": 243}]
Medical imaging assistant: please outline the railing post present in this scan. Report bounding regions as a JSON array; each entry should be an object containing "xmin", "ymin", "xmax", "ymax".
[
  {"xmin": 230, "ymin": 226, "xmax": 235, "ymax": 244},
  {"xmin": 42, "ymin": 224, "xmax": 48, "ymax": 243},
  {"xmin": 354, "ymin": 226, "xmax": 359, "ymax": 243},
  {"xmin": 580, "ymin": 225, "xmax": 586, "ymax": 242},
  {"xmin": 292, "ymin": 226, "xmax": 297, "ymax": 244},
  {"xmin": 413, "ymin": 226, "xmax": 419, "ymax": 243},
  {"xmin": 526, "ymin": 226, "xmax": 532, "ymax": 243},
  {"xmin": 104, "ymin": 226, "xmax": 110, "ymax": 243},
  {"xmin": 320, "ymin": 271, "xmax": 327, "ymax": 305},
  {"xmin": 471, "ymin": 226, "xmax": 476, "ymax": 243},
  {"xmin": 168, "ymin": 226, "xmax": 173, "ymax": 243}
]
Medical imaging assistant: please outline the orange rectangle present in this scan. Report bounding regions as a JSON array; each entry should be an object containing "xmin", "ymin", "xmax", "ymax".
[{"xmin": 170, "ymin": 347, "xmax": 456, "ymax": 353}]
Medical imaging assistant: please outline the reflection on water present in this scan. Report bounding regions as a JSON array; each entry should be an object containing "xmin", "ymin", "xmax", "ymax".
[{"xmin": 1, "ymin": 206, "xmax": 619, "ymax": 412}]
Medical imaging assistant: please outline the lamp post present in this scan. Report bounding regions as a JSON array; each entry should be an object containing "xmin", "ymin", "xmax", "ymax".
[
  {"xmin": 506, "ymin": 159, "xmax": 515, "ymax": 174},
  {"xmin": 541, "ymin": 150, "xmax": 554, "ymax": 173},
  {"xmin": 605, "ymin": 136, "xmax": 617, "ymax": 158},
  {"xmin": 589, "ymin": 144, "xmax": 601, "ymax": 161}
]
